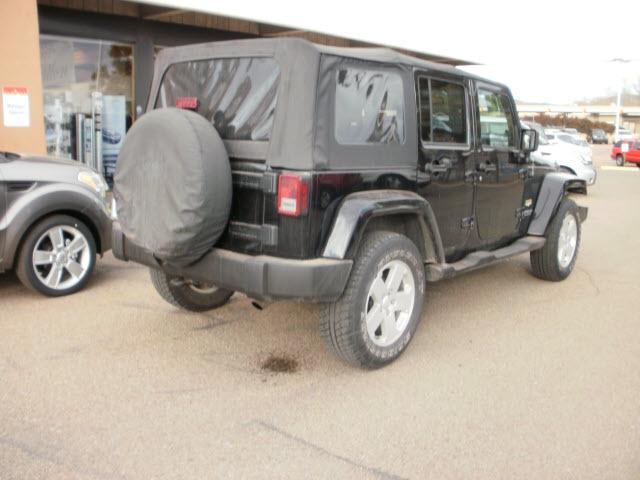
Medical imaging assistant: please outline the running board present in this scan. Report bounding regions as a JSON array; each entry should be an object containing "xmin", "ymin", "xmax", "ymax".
[{"xmin": 425, "ymin": 236, "xmax": 546, "ymax": 282}]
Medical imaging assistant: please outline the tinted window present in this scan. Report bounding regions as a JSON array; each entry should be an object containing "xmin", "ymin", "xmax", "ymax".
[
  {"xmin": 335, "ymin": 68, "xmax": 405, "ymax": 145},
  {"xmin": 418, "ymin": 78, "xmax": 467, "ymax": 144},
  {"xmin": 418, "ymin": 77, "xmax": 431, "ymax": 142},
  {"xmin": 478, "ymin": 89, "xmax": 515, "ymax": 147},
  {"xmin": 155, "ymin": 57, "xmax": 280, "ymax": 141}
]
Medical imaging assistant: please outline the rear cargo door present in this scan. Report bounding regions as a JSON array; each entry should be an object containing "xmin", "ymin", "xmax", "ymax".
[{"xmin": 153, "ymin": 56, "xmax": 281, "ymax": 255}]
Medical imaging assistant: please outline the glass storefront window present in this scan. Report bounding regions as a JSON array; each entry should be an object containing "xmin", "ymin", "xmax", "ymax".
[{"xmin": 39, "ymin": 35, "xmax": 133, "ymax": 184}]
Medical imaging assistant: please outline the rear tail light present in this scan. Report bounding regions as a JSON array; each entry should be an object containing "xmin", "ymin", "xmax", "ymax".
[{"xmin": 277, "ymin": 174, "xmax": 309, "ymax": 217}]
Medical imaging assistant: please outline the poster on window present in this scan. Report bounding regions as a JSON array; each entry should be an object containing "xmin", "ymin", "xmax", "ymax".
[{"xmin": 101, "ymin": 95, "xmax": 126, "ymax": 186}]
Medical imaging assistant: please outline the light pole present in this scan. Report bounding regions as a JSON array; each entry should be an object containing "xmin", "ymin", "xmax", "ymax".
[{"xmin": 611, "ymin": 58, "xmax": 630, "ymax": 141}]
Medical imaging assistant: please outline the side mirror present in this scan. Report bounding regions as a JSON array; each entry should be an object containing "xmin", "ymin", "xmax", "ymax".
[{"xmin": 520, "ymin": 128, "xmax": 539, "ymax": 153}]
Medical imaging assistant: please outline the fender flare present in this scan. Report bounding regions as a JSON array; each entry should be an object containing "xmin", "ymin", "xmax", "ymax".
[
  {"xmin": 321, "ymin": 190, "xmax": 445, "ymax": 263},
  {"xmin": 527, "ymin": 172, "xmax": 587, "ymax": 236}
]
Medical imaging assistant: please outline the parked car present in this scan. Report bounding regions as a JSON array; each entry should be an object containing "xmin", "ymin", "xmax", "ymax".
[
  {"xmin": 561, "ymin": 127, "xmax": 580, "ymax": 138},
  {"xmin": 614, "ymin": 127, "xmax": 634, "ymax": 143},
  {"xmin": 546, "ymin": 129, "xmax": 593, "ymax": 160},
  {"xmin": 0, "ymin": 151, "xmax": 111, "ymax": 296},
  {"xmin": 590, "ymin": 129, "xmax": 608, "ymax": 144},
  {"xmin": 611, "ymin": 140, "xmax": 640, "ymax": 167},
  {"xmin": 530, "ymin": 126, "xmax": 596, "ymax": 186},
  {"xmin": 112, "ymin": 39, "xmax": 588, "ymax": 369}
]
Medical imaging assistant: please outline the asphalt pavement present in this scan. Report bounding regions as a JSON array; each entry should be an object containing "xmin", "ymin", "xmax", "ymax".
[{"xmin": 1, "ymin": 145, "xmax": 639, "ymax": 479}]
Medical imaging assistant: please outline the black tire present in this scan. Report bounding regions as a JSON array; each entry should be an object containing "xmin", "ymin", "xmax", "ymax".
[
  {"xmin": 320, "ymin": 231, "xmax": 426, "ymax": 369},
  {"xmin": 149, "ymin": 268, "xmax": 233, "ymax": 312},
  {"xmin": 530, "ymin": 198, "xmax": 581, "ymax": 282},
  {"xmin": 616, "ymin": 154, "xmax": 625, "ymax": 167},
  {"xmin": 636, "ymin": 163, "xmax": 640, "ymax": 169},
  {"xmin": 16, "ymin": 215, "xmax": 96, "ymax": 296}
]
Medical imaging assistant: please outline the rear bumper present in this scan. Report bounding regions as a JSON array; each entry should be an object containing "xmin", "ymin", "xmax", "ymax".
[{"xmin": 112, "ymin": 224, "xmax": 352, "ymax": 302}]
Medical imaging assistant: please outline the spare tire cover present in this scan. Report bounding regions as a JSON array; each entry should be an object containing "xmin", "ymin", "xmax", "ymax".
[{"xmin": 114, "ymin": 108, "xmax": 232, "ymax": 267}]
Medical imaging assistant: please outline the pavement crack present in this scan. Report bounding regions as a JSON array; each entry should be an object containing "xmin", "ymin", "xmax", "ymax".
[
  {"xmin": 576, "ymin": 266, "xmax": 601, "ymax": 295},
  {"xmin": 0, "ymin": 435, "xmax": 127, "ymax": 480},
  {"xmin": 251, "ymin": 420, "xmax": 408, "ymax": 480}
]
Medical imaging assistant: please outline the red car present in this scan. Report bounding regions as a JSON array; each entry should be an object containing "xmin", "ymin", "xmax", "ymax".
[{"xmin": 611, "ymin": 140, "xmax": 640, "ymax": 167}]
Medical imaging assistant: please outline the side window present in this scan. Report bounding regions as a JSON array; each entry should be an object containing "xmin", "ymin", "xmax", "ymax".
[
  {"xmin": 418, "ymin": 77, "xmax": 467, "ymax": 144},
  {"xmin": 478, "ymin": 89, "xmax": 515, "ymax": 147},
  {"xmin": 335, "ymin": 68, "xmax": 405, "ymax": 145}
]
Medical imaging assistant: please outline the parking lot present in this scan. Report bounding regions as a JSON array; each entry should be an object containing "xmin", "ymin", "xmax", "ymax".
[{"xmin": 1, "ymin": 145, "xmax": 639, "ymax": 479}]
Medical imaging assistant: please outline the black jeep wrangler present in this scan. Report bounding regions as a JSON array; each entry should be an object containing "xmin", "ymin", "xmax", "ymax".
[{"xmin": 112, "ymin": 39, "xmax": 587, "ymax": 368}]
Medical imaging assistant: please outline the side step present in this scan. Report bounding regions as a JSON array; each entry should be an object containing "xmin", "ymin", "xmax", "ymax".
[{"xmin": 425, "ymin": 236, "xmax": 546, "ymax": 282}]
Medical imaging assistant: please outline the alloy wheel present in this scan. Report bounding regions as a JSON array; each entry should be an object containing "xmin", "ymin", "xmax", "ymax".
[
  {"xmin": 557, "ymin": 213, "xmax": 578, "ymax": 269},
  {"xmin": 32, "ymin": 225, "xmax": 91, "ymax": 290},
  {"xmin": 364, "ymin": 259, "xmax": 416, "ymax": 347}
]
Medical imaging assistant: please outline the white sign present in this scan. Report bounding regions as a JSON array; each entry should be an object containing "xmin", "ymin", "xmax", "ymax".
[
  {"xmin": 2, "ymin": 86, "xmax": 30, "ymax": 127},
  {"xmin": 621, "ymin": 142, "xmax": 629, "ymax": 153}
]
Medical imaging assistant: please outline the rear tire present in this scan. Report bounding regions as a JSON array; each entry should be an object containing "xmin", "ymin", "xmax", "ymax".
[
  {"xmin": 530, "ymin": 198, "xmax": 581, "ymax": 282},
  {"xmin": 616, "ymin": 154, "xmax": 625, "ymax": 166},
  {"xmin": 320, "ymin": 231, "xmax": 425, "ymax": 369},
  {"xmin": 150, "ymin": 269, "xmax": 233, "ymax": 312}
]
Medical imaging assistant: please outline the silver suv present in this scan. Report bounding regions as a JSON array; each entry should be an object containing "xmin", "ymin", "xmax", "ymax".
[{"xmin": 0, "ymin": 151, "xmax": 112, "ymax": 296}]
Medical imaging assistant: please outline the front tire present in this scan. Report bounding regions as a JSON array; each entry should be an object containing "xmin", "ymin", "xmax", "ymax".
[
  {"xmin": 616, "ymin": 154, "xmax": 625, "ymax": 166},
  {"xmin": 320, "ymin": 231, "xmax": 425, "ymax": 369},
  {"xmin": 149, "ymin": 269, "xmax": 233, "ymax": 312},
  {"xmin": 16, "ymin": 215, "xmax": 96, "ymax": 296},
  {"xmin": 530, "ymin": 198, "xmax": 581, "ymax": 281}
]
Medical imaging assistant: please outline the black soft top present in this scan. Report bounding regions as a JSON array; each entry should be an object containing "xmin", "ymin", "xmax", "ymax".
[{"xmin": 149, "ymin": 38, "xmax": 505, "ymax": 170}]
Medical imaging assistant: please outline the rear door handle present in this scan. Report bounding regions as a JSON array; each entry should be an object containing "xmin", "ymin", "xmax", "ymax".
[
  {"xmin": 477, "ymin": 162, "xmax": 496, "ymax": 173},
  {"xmin": 425, "ymin": 157, "xmax": 452, "ymax": 174}
]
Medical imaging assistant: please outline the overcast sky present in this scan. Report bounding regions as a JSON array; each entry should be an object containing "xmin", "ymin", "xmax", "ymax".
[{"xmin": 143, "ymin": 0, "xmax": 640, "ymax": 104}]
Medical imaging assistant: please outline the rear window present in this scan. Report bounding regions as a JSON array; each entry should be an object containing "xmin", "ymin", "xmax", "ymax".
[
  {"xmin": 155, "ymin": 57, "xmax": 280, "ymax": 141},
  {"xmin": 334, "ymin": 68, "xmax": 405, "ymax": 145}
]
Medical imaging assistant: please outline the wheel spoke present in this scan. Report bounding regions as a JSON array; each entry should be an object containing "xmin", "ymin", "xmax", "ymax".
[
  {"xmin": 369, "ymin": 276, "xmax": 386, "ymax": 303},
  {"xmin": 385, "ymin": 264, "xmax": 404, "ymax": 293},
  {"xmin": 67, "ymin": 235, "xmax": 87, "ymax": 256},
  {"xmin": 65, "ymin": 260, "xmax": 84, "ymax": 278},
  {"xmin": 48, "ymin": 227, "xmax": 65, "ymax": 249},
  {"xmin": 393, "ymin": 291, "xmax": 413, "ymax": 313},
  {"xmin": 366, "ymin": 304, "xmax": 384, "ymax": 338},
  {"xmin": 33, "ymin": 250, "xmax": 55, "ymax": 266},
  {"xmin": 381, "ymin": 313, "xmax": 398, "ymax": 340},
  {"xmin": 45, "ymin": 264, "xmax": 63, "ymax": 288}
]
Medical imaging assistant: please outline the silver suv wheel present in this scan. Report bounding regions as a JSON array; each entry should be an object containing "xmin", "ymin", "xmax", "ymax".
[{"xmin": 32, "ymin": 225, "xmax": 92, "ymax": 290}]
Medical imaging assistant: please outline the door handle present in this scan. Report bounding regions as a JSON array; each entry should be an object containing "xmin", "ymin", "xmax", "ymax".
[
  {"xmin": 425, "ymin": 157, "xmax": 452, "ymax": 174},
  {"xmin": 477, "ymin": 162, "xmax": 497, "ymax": 173}
]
